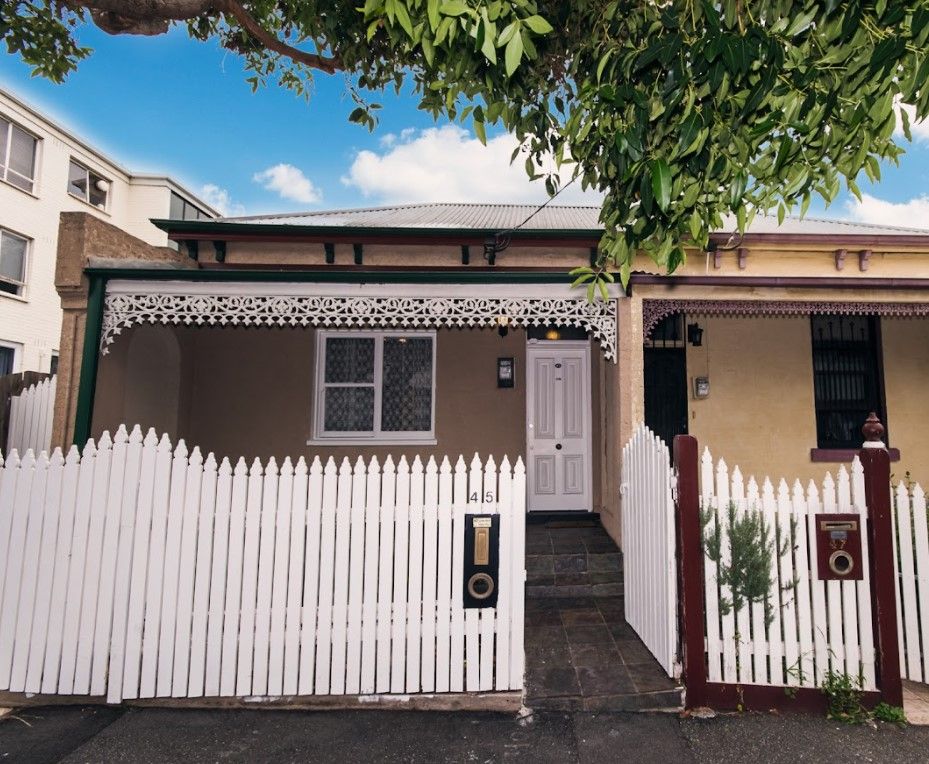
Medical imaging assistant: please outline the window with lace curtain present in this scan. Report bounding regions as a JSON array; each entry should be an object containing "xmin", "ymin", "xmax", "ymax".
[{"xmin": 312, "ymin": 330, "xmax": 436, "ymax": 443}]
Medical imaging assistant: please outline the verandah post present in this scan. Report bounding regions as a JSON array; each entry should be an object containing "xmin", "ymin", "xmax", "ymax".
[
  {"xmin": 674, "ymin": 434, "xmax": 707, "ymax": 708},
  {"xmin": 859, "ymin": 412, "xmax": 903, "ymax": 707}
]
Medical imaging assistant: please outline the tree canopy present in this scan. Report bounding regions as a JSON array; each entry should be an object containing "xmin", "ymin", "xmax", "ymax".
[{"xmin": 4, "ymin": 1, "xmax": 928, "ymax": 284}]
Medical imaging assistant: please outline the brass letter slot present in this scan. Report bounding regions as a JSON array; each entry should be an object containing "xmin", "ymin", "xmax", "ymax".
[
  {"xmin": 820, "ymin": 520, "xmax": 857, "ymax": 532},
  {"xmin": 474, "ymin": 527, "xmax": 490, "ymax": 566}
]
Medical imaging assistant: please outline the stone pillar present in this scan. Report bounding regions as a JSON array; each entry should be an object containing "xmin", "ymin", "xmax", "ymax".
[{"xmin": 51, "ymin": 212, "xmax": 192, "ymax": 448}]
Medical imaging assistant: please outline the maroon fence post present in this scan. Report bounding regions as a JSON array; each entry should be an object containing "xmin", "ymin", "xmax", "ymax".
[
  {"xmin": 859, "ymin": 413, "xmax": 903, "ymax": 707},
  {"xmin": 674, "ymin": 434, "xmax": 706, "ymax": 708}
]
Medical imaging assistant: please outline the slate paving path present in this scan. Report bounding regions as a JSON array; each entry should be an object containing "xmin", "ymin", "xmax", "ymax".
[{"xmin": 524, "ymin": 519, "xmax": 683, "ymax": 711}]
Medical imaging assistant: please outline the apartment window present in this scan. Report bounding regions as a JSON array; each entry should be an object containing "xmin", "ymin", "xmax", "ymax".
[
  {"xmin": 68, "ymin": 160, "xmax": 109, "ymax": 209},
  {"xmin": 811, "ymin": 315, "xmax": 885, "ymax": 449},
  {"xmin": 313, "ymin": 331, "xmax": 436, "ymax": 442},
  {"xmin": 0, "ymin": 228, "xmax": 29, "ymax": 297},
  {"xmin": 170, "ymin": 191, "xmax": 211, "ymax": 221},
  {"xmin": 0, "ymin": 115, "xmax": 38, "ymax": 193}
]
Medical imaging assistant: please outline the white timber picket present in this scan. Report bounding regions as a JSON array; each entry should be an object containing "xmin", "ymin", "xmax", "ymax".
[
  {"xmin": 731, "ymin": 467, "xmax": 752, "ymax": 685},
  {"xmin": 449, "ymin": 455, "xmax": 467, "ymax": 692},
  {"xmin": 700, "ymin": 447, "xmax": 722, "ymax": 682},
  {"xmin": 717, "ymin": 460, "xmax": 738, "ymax": 683},
  {"xmin": 821, "ymin": 472, "xmax": 845, "ymax": 678},
  {"xmin": 495, "ymin": 456, "xmax": 512, "ymax": 691},
  {"xmin": 8, "ymin": 449, "xmax": 48, "ymax": 692},
  {"xmin": 267, "ymin": 457, "xmax": 294, "ymax": 697},
  {"xmin": 806, "ymin": 481, "xmax": 829, "ymax": 685},
  {"xmin": 312, "ymin": 457, "xmax": 339, "ymax": 695},
  {"xmin": 186, "ymin": 453, "xmax": 218, "ymax": 698},
  {"xmin": 329, "ymin": 458, "xmax": 353, "ymax": 695},
  {"xmin": 344, "ymin": 456, "xmax": 367, "ymax": 695},
  {"xmin": 389, "ymin": 456, "xmax": 411, "ymax": 694},
  {"xmin": 219, "ymin": 458, "xmax": 249, "ymax": 696},
  {"xmin": 464, "ymin": 453, "xmax": 482, "ymax": 692},
  {"xmin": 434, "ymin": 456, "xmax": 453, "ymax": 693},
  {"xmin": 777, "ymin": 479, "xmax": 799, "ymax": 687},
  {"xmin": 910, "ymin": 485, "xmax": 929, "ymax": 682},
  {"xmin": 157, "ymin": 442, "xmax": 193, "ymax": 696},
  {"xmin": 0, "ymin": 428, "xmax": 526, "ymax": 701},
  {"xmin": 252, "ymin": 457, "xmax": 280, "ymax": 696},
  {"xmin": 172, "ymin": 446, "xmax": 205, "ymax": 698},
  {"xmin": 850, "ymin": 460, "xmax": 876, "ymax": 689},
  {"xmin": 837, "ymin": 466, "xmax": 862, "ymax": 682},
  {"xmin": 405, "ymin": 456, "xmax": 425, "ymax": 693},
  {"xmin": 204, "ymin": 457, "xmax": 233, "ymax": 697},
  {"xmin": 57, "ymin": 440, "xmax": 96, "ymax": 694},
  {"xmin": 360, "ymin": 457, "xmax": 381, "ymax": 695},
  {"xmin": 478, "ymin": 456, "xmax": 498, "ymax": 691},
  {"xmin": 893, "ymin": 479, "xmax": 929, "ymax": 684},
  {"xmin": 744, "ymin": 476, "xmax": 768, "ymax": 684},
  {"xmin": 289, "ymin": 457, "xmax": 314, "ymax": 696},
  {"xmin": 375, "ymin": 456, "xmax": 396, "ymax": 694},
  {"xmin": 420, "ymin": 457, "xmax": 439, "ymax": 693},
  {"xmin": 792, "ymin": 479, "xmax": 815, "ymax": 688},
  {"xmin": 24, "ymin": 448, "xmax": 65, "ymax": 693},
  {"xmin": 509, "ymin": 457, "xmax": 527, "ymax": 690}
]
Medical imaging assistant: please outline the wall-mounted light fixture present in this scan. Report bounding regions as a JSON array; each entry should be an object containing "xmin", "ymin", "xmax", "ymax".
[
  {"xmin": 496, "ymin": 315, "xmax": 510, "ymax": 337},
  {"xmin": 545, "ymin": 327, "xmax": 561, "ymax": 341},
  {"xmin": 687, "ymin": 322, "xmax": 704, "ymax": 347}
]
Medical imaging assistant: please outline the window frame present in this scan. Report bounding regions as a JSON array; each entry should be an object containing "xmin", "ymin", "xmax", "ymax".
[
  {"xmin": 67, "ymin": 158, "xmax": 111, "ymax": 211},
  {"xmin": 310, "ymin": 329, "xmax": 438, "ymax": 445},
  {"xmin": 0, "ymin": 227, "xmax": 30, "ymax": 299},
  {"xmin": 0, "ymin": 114, "xmax": 39, "ymax": 194},
  {"xmin": 0, "ymin": 340, "xmax": 22, "ymax": 375},
  {"xmin": 810, "ymin": 314, "xmax": 888, "ymax": 451}
]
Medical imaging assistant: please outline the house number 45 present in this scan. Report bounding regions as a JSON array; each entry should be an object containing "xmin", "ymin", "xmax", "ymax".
[{"xmin": 469, "ymin": 492, "xmax": 495, "ymax": 503}]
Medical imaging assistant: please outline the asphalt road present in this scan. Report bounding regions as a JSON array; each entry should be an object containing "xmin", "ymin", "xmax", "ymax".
[{"xmin": 2, "ymin": 705, "xmax": 929, "ymax": 763}]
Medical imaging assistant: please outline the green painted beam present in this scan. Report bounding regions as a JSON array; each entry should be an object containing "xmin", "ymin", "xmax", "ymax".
[{"xmin": 73, "ymin": 273, "xmax": 105, "ymax": 447}]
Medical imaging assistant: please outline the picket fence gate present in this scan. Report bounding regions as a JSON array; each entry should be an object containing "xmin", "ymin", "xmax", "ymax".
[
  {"xmin": 6, "ymin": 376, "xmax": 55, "ymax": 456},
  {"xmin": 892, "ymin": 480, "xmax": 929, "ymax": 684},
  {"xmin": 620, "ymin": 424, "xmax": 678, "ymax": 677},
  {"xmin": 0, "ymin": 425, "xmax": 526, "ymax": 703},
  {"xmin": 700, "ymin": 449, "xmax": 876, "ymax": 690}
]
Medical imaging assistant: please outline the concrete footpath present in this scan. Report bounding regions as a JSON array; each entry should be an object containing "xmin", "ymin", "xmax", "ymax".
[{"xmin": 3, "ymin": 706, "xmax": 929, "ymax": 763}]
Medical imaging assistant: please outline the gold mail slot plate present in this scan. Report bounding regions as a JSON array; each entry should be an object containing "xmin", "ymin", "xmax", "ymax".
[
  {"xmin": 474, "ymin": 527, "xmax": 490, "ymax": 565},
  {"xmin": 820, "ymin": 520, "xmax": 857, "ymax": 532},
  {"xmin": 472, "ymin": 517, "xmax": 492, "ymax": 528}
]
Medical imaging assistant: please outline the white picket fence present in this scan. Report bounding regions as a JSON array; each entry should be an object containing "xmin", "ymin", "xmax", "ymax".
[
  {"xmin": 892, "ymin": 480, "xmax": 929, "ymax": 684},
  {"xmin": 620, "ymin": 425, "xmax": 678, "ymax": 678},
  {"xmin": 6, "ymin": 376, "xmax": 56, "ymax": 456},
  {"xmin": 0, "ymin": 425, "xmax": 526, "ymax": 703},
  {"xmin": 700, "ymin": 449, "xmax": 876, "ymax": 690}
]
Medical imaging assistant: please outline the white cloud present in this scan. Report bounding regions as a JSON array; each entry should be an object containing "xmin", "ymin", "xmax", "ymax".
[
  {"xmin": 199, "ymin": 184, "xmax": 244, "ymax": 217},
  {"xmin": 895, "ymin": 103, "xmax": 929, "ymax": 143},
  {"xmin": 844, "ymin": 192, "xmax": 929, "ymax": 229},
  {"xmin": 253, "ymin": 163, "xmax": 322, "ymax": 204},
  {"xmin": 341, "ymin": 125, "xmax": 603, "ymax": 205}
]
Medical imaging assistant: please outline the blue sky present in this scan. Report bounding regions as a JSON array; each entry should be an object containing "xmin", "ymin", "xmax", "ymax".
[{"xmin": 1, "ymin": 22, "xmax": 927, "ymax": 225}]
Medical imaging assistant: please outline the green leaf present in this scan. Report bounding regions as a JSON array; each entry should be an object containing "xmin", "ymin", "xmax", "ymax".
[
  {"xmin": 473, "ymin": 117, "xmax": 487, "ymax": 145},
  {"xmin": 651, "ymin": 158, "xmax": 672, "ymax": 211},
  {"xmin": 522, "ymin": 15, "xmax": 554, "ymax": 34},
  {"xmin": 427, "ymin": 0, "xmax": 440, "ymax": 30},
  {"xmin": 440, "ymin": 1, "xmax": 469, "ymax": 17},
  {"xmin": 505, "ymin": 30, "xmax": 524, "ymax": 77}
]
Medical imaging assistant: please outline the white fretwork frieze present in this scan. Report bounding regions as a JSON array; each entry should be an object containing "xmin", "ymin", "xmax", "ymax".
[{"xmin": 101, "ymin": 292, "xmax": 618, "ymax": 360}]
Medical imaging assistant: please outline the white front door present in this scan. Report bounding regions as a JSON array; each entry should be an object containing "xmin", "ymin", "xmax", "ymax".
[{"xmin": 526, "ymin": 341, "xmax": 593, "ymax": 512}]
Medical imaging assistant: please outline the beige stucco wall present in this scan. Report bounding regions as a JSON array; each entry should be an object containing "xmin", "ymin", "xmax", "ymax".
[{"xmin": 92, "ymin": 323, "xmax": 613, "ymax": 513}]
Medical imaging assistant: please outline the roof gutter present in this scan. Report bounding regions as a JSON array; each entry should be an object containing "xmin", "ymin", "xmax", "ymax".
[{"xmin": 628, "ymin": 274, "xmax": 929, "ymax": 291}]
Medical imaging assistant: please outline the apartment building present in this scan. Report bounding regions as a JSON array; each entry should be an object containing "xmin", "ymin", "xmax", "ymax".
[{"xmin": 0, "ymin": 87, "xmax": 219, "ymax": 374}]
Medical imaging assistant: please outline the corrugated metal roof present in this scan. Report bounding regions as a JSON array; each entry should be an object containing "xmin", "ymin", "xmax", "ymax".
[{"xmin": 220, "ymin": 202, "xmax": 929, "ymax": 235}]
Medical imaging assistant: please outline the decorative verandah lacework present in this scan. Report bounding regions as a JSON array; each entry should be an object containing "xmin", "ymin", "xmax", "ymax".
[
  {"xmin": 642, "ymin": 298, "xmax": 929, "ymax": 340},
  {"xmin": 101, "ymin": 292, "xmax": 619, "ymax": 360}
]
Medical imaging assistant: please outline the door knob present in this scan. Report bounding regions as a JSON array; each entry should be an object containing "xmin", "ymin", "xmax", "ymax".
[{"xmin": 555, "ymin": 443, "xmax": 562, "ymax": 450}]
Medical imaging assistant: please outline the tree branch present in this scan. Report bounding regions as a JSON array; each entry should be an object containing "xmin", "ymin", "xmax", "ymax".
[
  {"xmin": 68, "ymin": 0, "xmax": 342, "ymax": 73},
  {"xmin": 216, "ymin": 0, "xmax": 342, "ymax": 74}
]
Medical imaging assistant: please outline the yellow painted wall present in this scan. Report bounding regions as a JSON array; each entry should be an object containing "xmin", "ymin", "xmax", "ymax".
[
  {"xmin": 882, "ymin": 319, "xmax": 929, "ymax": 485},
  {"xmin": 683, "ymin": 315, "xmax": 929, "ymax": 487},
  {"xmin": 686, "ymin": 316, "xmax": 822, "ymax": 483}
]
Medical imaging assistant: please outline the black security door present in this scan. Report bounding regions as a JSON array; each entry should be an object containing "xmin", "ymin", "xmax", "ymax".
[{"xmin": 644, "ymin": 349, "xmax": 688, "ymax": 450}]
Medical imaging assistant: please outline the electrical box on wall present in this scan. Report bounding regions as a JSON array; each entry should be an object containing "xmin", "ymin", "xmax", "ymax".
[
  {"xmin": 497, "ymin": 357, "xmax": 515, "ymax": 388},
  {"xmin": 693, "ymin": 376, "xmax": 710, "ymax": 399}
]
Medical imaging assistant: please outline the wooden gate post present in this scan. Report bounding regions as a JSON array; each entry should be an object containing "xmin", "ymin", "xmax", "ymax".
[
  {"xmin": 860, "ymin": 413, "xmax": 903, "ymax": 707},
  {"xmin": 674, "ymin": 434, "xmax": 707, "ymax": 708}
]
